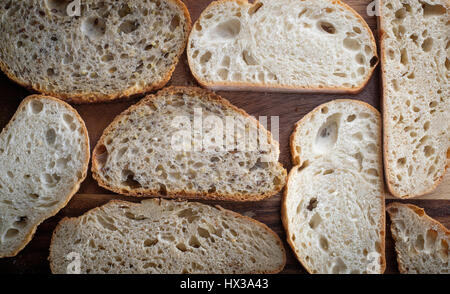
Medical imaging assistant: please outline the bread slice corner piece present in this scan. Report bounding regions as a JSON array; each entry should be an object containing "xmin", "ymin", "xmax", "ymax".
[
  {"xmin": 283, "ymin": 99, "xmax": 386, "ymax": 274},
  {"xmin": 387, "ymin": 202, "xmax": 450, "ymax": 274},
  {"xmin": 0, "ymin": 95, "xmax": 90, "ymax": 258},
  {"xmin": 187, "ymin": 0, "xmax": 378, "ymax": 93},
  {"xmin": 379, "ymin": 0, "xmax": 449, "ymax": 198},
  {"xmin": 0, "ymin": 0, "xmax": 191, "ymax": 103},
  {"xmin": 49, "ymin": 198, "xmax": 286, "ymax": 274},
  {"xmin": 92, "ymin": 86, "xmax": 286, "ymax": 201}
]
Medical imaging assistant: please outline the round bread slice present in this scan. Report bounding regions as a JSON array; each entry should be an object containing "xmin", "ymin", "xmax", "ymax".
[
  {"xmin": 0, "ymin": 95, "xmax": 90, "ymax": 258},
  {"xmin": 187, "ymin": 0, "xmax": 378, "ymax": 93},
  {"xmin": 91, "ymin": 86, "xmax": 286, "ymax": 201},
  {"xmin": 0, "ymin": 0, "xmax": 191, "ymax": 103},
  {"xmin": 387, "ymin": 202, "xmax": 449, "ymax": 274},
  {"xmin": 283, "ymin": 100, "xmax": 386, "ymax": 274},
  {"xmin": 49, "ymin": 198, "xmax": 286, "ymax": 274}
]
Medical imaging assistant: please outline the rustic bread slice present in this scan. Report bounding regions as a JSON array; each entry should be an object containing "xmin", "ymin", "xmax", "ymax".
[
  {"xmin": 379, "ymin": 0, "xmax": 449, "ymax": 198},
  {"xmin": 92, "ymin": 86, "xmax": 286, "ymax": 201},
  {"xmin": 49, "ymin": 198, "xmax": 286, "ymax": 274},
  {"xmin": 0, "ymin": 0, "xmax": 191, "ymax": 103},
  {"xmin": 187, "ymin": 0, "xmax": 378, "ymax": 93},
  {"xmin": 0, "ymin": 95, "xmax": 89, "ymax": 258},
  {"xmin": 283, "ymin": 100, "xmax": 386, "ymax": 274},
  {"xmin": 387, "ymin": 202, "xmax": 449, "ymax": 274}
]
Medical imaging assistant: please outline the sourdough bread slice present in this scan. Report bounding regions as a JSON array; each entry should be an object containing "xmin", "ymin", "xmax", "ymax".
[
  {"xmin": 379, "ymin": 0, "xmax": 449, "ymax": 198},
  {"xmin": 0, "ymin": 0, "xmax": 191, "ymax": 103},
  {"xmin": 0, "ymin": 95, "xmax": 89, "ymax": 258},
  {"xmin": 283, "ymin": 100, "xmax": 386, "ymax": 274},
  {"xmin": 92, "ymin": 86, "xmax": 286, "ymax": 201},
  {"xmin": 49, "ymin": 198, "xmax": 286, "ymax": 274},
  {"xmin": 387, "ymin": 202, "xmax": 449, "ymax": 274},
  {"xmin": 187, "ymin": 0, "xmax": 378, "ymax": 93}
]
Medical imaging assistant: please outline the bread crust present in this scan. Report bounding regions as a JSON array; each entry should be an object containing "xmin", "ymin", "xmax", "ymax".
[
  {"xmin": 49, "ymin": 198, "xmax": 286, "ymax": 274},
  {"xmin": 386, "ymin": 202, "xmax": 450, "ymax": 274},
  {"xmin": 282, "ymin": 99, "xmax": 386, "ymax": 274},
  {"xmin": 0, "ymin": 0, "xmax": 192, "ymax": 104},
  {"xmin": 187, "ymin": 0, "xmax": 379, "ymax": 94},
  {"xmin": 378, "ymin": 0, "xmax": 449, "ymax": 199},
  {"xmin": 0, "ymin": 95, "xmax": 90, "ymax": 258},
  {"xmin": 91, "ymin": 86, "xmax": 287, "ymax": 201}
]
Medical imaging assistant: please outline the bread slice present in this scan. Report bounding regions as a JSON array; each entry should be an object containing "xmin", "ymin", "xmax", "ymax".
[
  {"xmin": 49, "ymin": 198, "xmax": 286, "ymax": 274},
  {"xmin": 0, "ymin": 0, "xmax": 191, "ymax": 103},
  {"xmin": 282, "ymin": 100, "xmax": 386, "ymax": 274},
  {"xmin": 387, "ymin": 202, "xmax": 449, "ymax": 274},
  {"xmin": 379, "ymin": 0, "xmax": 449, "ymax": 198},
  {"xmin": 187, "ymin": 0, "xmax": 378, "ymax": 93},
  {"xmin": 92, "ymin": 86, "xmax": 286, "ymax": 201},
  {"xmin": 0, "ymin": 95, "xmax": 89, "ymax": 258}
]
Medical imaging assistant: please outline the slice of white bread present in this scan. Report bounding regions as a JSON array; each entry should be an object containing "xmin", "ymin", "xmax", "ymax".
[
  {"xmin": 49, "ymin": 198, "xmax": 286, "ymax": 274},
  {"xmin": 379, "ymin": 0, "xmax": 449, "ymax": 198},
  {"xmin": 0, "ymin": 95, "xmax": 89, "ymax": 258},
  {"xmin": 187, "ymin": 0, "xmax": 378, "ymax": 93},
  {"xmin": 0, "ymin": 0, "xmax": 191, "ymax": 103},
  {"xmin": 387, "ymin": 202, "xmax": 449, "ymax": 274},
  {"xmin": 282, "ymin": 100, "xmax": 386, "ymax": 274},
  {"xmin": 92, "ymin": 86, "xmax": 286, "ymax": 201}
]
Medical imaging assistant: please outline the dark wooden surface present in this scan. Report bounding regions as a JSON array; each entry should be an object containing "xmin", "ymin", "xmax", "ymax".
[{"xmin": 0, "ymin": 0, "xmax": 448, "ymax": 274}]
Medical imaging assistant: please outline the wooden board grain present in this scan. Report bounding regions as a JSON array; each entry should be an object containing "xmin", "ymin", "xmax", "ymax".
[{"xmin": 0, "ymin": 0, "xmax": 448, "ymax": 274}]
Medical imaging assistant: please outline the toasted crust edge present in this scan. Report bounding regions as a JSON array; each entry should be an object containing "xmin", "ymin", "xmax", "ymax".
[
  {"xmin": 0, "ymin": 0, "xmax": 192, "ymax": 104},
  {"xmin": 386, "ymin": 202, "xmax": 450, "ymax": 274},
  {"xmin": 0, "ymin": 95, "xmax": 90, "ymax": 258},
  {"xmin": 283, "ymin": 99, "xmax": 386, "ymax": 274},
  {"xmin": 378, "ymin": 0, "xmax": 449, "ymax": 199},
  {"xmin": 187, "ymin": 0, "xmax": 379, "ymax": 94},
  {"xmin": 49, "ymin": 198, "xmax": 286, "ymax": 274},
  {"xmin": 91, "ymin": 86, "xmax": 287, "ymax": 201}
]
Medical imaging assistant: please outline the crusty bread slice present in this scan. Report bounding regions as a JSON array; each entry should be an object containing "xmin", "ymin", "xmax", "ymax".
[
  {"xmin": 49, "ymin": 198, "xmax": 286, "ymax": 274},
  {"xmin": 387, "ymin": 202, "xmax": 449, "ymax": 274},
  {"xmin": 283, "ymin": 100, "xmax": 386, "ymax": 274},
  {"xmin": 187, "ymin": 0, "xmax": 378, "ymax": 93},
  {"xmin": 92, "ymin": 86, "xmax": 286, "ymax": 201},
  {"xmin": 379, "ymin": 0, "xmax": 449, "ymax": 198},
  {"xmin": 0, "ymin": 0, "xmax": 191, "ymax": 103},
  {"xmin": 0, "ymin": 95, "xmax": 89, "ymax": 258}
]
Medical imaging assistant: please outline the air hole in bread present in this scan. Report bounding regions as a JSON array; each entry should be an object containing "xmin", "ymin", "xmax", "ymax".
[
  {"xmin": 42, "ymin": 173, "xmax": 61, "ymax": 188},
  {"xmin": 421, "ymin": 2, "xmax": 446, "ymax": 17},
  {"xmin": 423, "ymin": 121, "xmax": 430, "ymax": 131},
  {"xmin": 307, "ymin": 198, "xmax": 318, "ymax": 211},
  {"xmin": 319, "ymin": 236, "xmax": 329, "ymax": 252},
  {"xmin": 28, "ymin": 193, "xmax": 40, "ymax": 200},
  {"xmin": 212, "ymin": 19, "xmax": 241, "ymax": 39},
  {"xmin": 242, "ymin": 50, "xmax": 258, "ymax": 66},
  {"xmin": 415, "ymin": 234, "xmax": 425, "ymax": 250},
  {"xmin": 248, "ymin": 2, "xmax": 263, "ymax": 15},
  {"xmin": 94, "ymin": 145, "xmax": 108, "ymax": 169},
  {"xmin": 343, "ymin": 37, "xmax": 360, "ymax": 51},
  {"xmin": 144, "ymin": 238, "xmax": 158, "ymax": 247},
  {"xmin": 308, "ymin": 213, "xmax": 321, "ymax": 229},
  {"xmin": 45, "ymin": 128, "xmax": 56, "ymax": 145},
  {"xmin": 217, "ymin": 68, "xmax": 229, "ymax": 80},
  {"xmin": 4, "ymin": 228, "xmax": 19, "ymax": 239},
  {"xmin": 118, "ymin": 4, "xmax": 131, "ymax": 18},
  {"xmin": 81, "ymin": 17, "xmax": 106, "ymax": 40},
  {"xmin": 200, "ymin": 51, "xmax": 212, "ymax": 65},
  {"xmin": 197, "ymin": 227, "xmax": 211, "ymax": 238},
  {"xmin": 424, "ymin": 146, "xmax": 435, "ymax": 157},
  {"xmin": 176, "ymin": 242, "xmax": 188, "ymax": 252},
  {"xmin": 118, "ymin": 20, "xmax": 139, "ymax": 34},
  {"xmin": 121, "ymin": 169, "xmax": 141, "ymax": 189},
  {"xmin": 45, "ymin": 0, "xmax": 71, "ymax": 16},
  {"xmin": 421, "ymin": 37, "xmax": 433, "ymax": 52},
  {"xmin": 14, "ymin": 216, "xmax": 28, "ymax": 228},
  {"xmin": 318, "ymin": 21, "xmax": 336, "ymax": 34},
  {"xmin": 30, "ymin": 100, "xmax": 44, "ymax": 114},
  {"xmin": 189, "ymin": 236, "xmax": 201, "ymax": 248},
  {"xmin": 395, "ymin": 7, "xmax": 407, "ymax": 19}
]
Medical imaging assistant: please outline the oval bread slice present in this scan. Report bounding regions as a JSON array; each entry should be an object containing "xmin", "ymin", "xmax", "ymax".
[
  {"xmin": 0, "ymin": 95, "xmax": 90, "ymax": 258},
  {"xmin": 92, "ymin": 86, "xmax": 286, "ymax": 201},
  {"xmin": 49, "ymin": 198, "xmax": 286, "ymax": 274},
  {"xmin": 187, "ymin": 0, "xmax": 378, "ymax": 93},
  {"xmin": 379, "ymin": 0, "xmax": 449, "ymax": 198},
  {"xmin": 0, "ymin": 0, "xmax": 191, "ymax": 103},
  {"xmin": 387, "ymin": 202, "xmax": 449, "ymax": 274},
  {"xmin": 283, "ymin": 100, "xmax": 386, "ymax": 274}
]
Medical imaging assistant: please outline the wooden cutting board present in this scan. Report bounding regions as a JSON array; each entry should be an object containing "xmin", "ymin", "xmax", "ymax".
[{"xmin": 0, "ymin": 0, "xmax": 448, "ymax": 274}]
